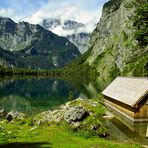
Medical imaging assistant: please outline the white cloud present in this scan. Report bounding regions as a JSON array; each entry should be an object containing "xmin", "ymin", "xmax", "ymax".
[
  {"xmin": 0, "ymin": 8, "xmax": 18, "ymax": 20},
  {"xmin": 24, "ymin": 10, "xmax": 45, "ymax": 24},
  {"xmin": 22, "ymin": 1, "xmax": 103, "ymax": 34},
  {"xmin": 24, "ymin": 3, "xmax": 102, "ymax": 24},
  {"xmin": 52, "ymin": 26, "xmax": 74, "ymax": 36}
]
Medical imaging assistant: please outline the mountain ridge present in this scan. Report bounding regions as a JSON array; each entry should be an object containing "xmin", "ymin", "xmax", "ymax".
[
  {"xmin": 41, "ymin": 18, "xmax": 91, "ymax": 53},
  {"xmin": 0, "ymin": 17, "xmax": 80, "ymax": 69}
]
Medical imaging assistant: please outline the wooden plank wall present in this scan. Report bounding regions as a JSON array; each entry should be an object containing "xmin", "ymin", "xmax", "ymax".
[
  {"xmin": 104, "ymin": 100, "xmax": 148, "ymax": 119},
  {"xmin": 134, "ymin": 105, "xmax": 148, "ymax": 118}
]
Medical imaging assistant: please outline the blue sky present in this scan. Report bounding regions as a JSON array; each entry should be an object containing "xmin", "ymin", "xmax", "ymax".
[
  {"xmin": 0, "ymin": 0, "xmax": 48, "ymax": 19},
  {"xmin": 0, "ymin": 0, "xmax": 108, "ymax": 30},
  {"xmin": 0, "ymin": 0, "xmax": 107, "ymax": 23},
  {"xmin": 0, "ymin": 0, "xmax": 48, "ymax": 11}
]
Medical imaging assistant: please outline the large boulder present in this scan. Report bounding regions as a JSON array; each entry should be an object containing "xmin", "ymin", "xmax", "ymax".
[{"xmin": 64, "ymin": 106, "xmax": 89, "ymax": 123}]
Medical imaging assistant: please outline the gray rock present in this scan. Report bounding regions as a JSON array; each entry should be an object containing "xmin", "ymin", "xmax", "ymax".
[
  {"xmin": 36, "ymin": 109, "xmax": 64, "ymax": 125},
  {"xmin": 0, "ymin": 109, "xmax": 7, "ymax": 116},
  {"xmin": 6, "ymin": 110, "xmax": 24, "ymax": 121},
  {"xmin": 64, "ymin": 106, "xmax": 89, "ymax": 123}
]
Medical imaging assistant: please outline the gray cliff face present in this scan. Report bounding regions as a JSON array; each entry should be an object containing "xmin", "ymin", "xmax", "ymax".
[
  {"xmin": 0, "ymin": 17, "xmax": 80, "ymax": 69},
  {"xmin": 67, "ymin": 33, "xmax": 90, "ymax": 53},
  {"xmin": 0, "ymin": 18, "xmax": 40, "ymax": 51},
  {"xmin": 86, "ymin": 0, "xmax": 148, "ymax": 86},
  {"xmin": 41, "ymin": 18, "xmax": 90, "ymax": 53}
]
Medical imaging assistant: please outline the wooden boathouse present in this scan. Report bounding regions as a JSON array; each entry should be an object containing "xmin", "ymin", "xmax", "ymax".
[{"xmin": 102, "ymin": 77, "xmax": 148, "ymax": 122}]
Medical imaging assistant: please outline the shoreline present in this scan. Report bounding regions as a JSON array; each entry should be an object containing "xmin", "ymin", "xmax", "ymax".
[{"xmin": 0, "ymin": 98, "xmax": 143, "ymax": 147}]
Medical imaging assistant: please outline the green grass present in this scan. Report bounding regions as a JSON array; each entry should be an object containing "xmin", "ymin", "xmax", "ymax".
[{"xmin": 0, "ymin": 122, "xmax": 141, "ymax": 148}]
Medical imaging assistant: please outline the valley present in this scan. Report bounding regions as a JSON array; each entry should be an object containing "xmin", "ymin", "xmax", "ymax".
[{"xmin": 0, "ymin": 0, "xmax": 147, "ymax": 147}]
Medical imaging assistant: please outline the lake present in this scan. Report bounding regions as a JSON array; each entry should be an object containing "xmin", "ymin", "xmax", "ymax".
[{"xmin": 0, "ymin": 77, "xmax": 98, "ymax": 115}]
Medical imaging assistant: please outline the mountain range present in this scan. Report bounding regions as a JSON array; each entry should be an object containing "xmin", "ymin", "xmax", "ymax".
[
  {"xmin": 0, "ymin": 0, "xmax": 147, "ymax": 83},
  {"xmin": 0, "ymin": 17, "xmax": 80, "ymax": 69},
  {"xmin": 41, "ymin": 18, "xmax": 90, "ymax": 53}
]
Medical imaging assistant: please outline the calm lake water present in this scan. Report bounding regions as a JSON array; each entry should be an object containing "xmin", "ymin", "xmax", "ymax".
[{"xmin": 0, "ymin": 77, "xmax": 98, "ymax": 115}]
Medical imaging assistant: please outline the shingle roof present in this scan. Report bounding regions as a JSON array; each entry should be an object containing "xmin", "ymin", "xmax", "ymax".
[{"xmin": 102, "ymin": 77, "xmax": 148, "ymax": 107}]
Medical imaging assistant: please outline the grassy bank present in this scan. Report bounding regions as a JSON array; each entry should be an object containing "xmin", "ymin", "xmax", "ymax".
[
  {"xmin": 0, "ymin": 121, "xmax": 140, "ymax": 148},
  {"xmin": 0, "ymin": 98, "xmax": 141, "ymax": 148}
]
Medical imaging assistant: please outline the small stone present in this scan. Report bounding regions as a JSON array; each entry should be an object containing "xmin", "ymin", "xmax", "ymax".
[
  {"xmin": 6, "ymin": 110, "xmax": 25, "ymax": 122},
  {"xmin": 0, "ymin": 109, "xmax": 7, "ymax": 116}
]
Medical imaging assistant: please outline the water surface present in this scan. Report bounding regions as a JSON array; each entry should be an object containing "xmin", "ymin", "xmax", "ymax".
[{"xmin": 0, "ymin": 78, "xmax": 90, "ymax": 114}]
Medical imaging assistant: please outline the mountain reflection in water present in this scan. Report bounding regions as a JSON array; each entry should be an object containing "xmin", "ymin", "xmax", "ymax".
[{"xmin": 0, "ymin": 78, "xmax": 99, "ymax": 115}]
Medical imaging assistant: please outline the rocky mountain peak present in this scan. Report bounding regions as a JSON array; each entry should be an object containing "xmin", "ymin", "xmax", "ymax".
[
  {"xmin": 63, "ymin": 20, "xmax": 84, "ymax": 30},
  {"xmin": 0, "ymin": 17, "xmax": 80, "ymax": 69},
  {"xmin": 0, "ymin": 17, "xmax": 15, "ymax": 23},
  {"xmin": 0, "ymin": 17, "xmax": 16, "ymax": 33},
  {"xmin": 42, "ymin": 18, "xmax": 61, "ymax": 30},
  {"xmin": 103, "ymin": 0, "xmax": 123, "ymax": 14},
  {"xmin": 41, "ymin": 18, "xmax": 90, "ymax": 53}
]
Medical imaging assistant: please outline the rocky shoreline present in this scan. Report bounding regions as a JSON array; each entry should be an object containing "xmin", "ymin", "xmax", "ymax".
[
  {"xmin": 0, "ymin": 98, "xmax": 144, "ymax": 147},
  {"xmin": 0, "ymin": 98, "xmax": 107, "ymax": 137}
]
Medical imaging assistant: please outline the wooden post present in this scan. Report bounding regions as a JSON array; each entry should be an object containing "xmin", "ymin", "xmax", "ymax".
[{"xmin": 146, "ymin": 125, "xmax": 148, "ymax": 138}]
